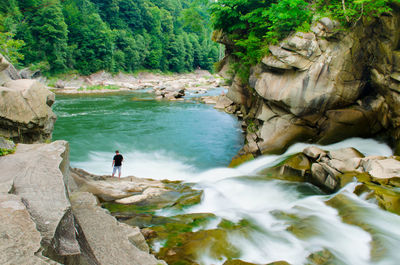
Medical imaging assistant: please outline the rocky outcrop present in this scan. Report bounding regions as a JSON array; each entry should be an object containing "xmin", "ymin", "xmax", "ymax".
[
  {"xmin": 0, "ymin": 78, "xmax": 57, "ymax": 143},
  {"xmin": 266, "ymin": 145, "xmax": 400, "ymax": 214},
  {"xmin": 0, "ymin": 53, "xmax": 20, "ymax": 85},
  {"xmin": 218, "ymin": 12, "xmax": 400, "ymax": 156},
  {"xmin": 0, "ymin": 141, "xmax": 166, "ymax": 265}
]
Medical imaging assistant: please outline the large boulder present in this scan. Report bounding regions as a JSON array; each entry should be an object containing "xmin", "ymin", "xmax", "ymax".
[
  {"xmin": 0, "ymin": 141, "xmax": 80, "ymax": 256},
  {"xmin": 70, "ymin": 191, "xmax": 166, "ymax": 265},
  {"xmin": 0, "ymin": 79, "xmax": 56, "ymax": 143},
  {"xmin": 0, "ymin": 194, "xmax": 57, "ymax": 265}
]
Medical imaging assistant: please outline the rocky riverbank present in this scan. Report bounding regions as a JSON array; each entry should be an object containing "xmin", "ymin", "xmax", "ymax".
[{"xmin": 215, "ymin": 10, "xmax": 400, "ymax": 159}]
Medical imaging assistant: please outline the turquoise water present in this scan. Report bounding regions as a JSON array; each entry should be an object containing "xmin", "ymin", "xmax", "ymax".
[
  {"xmin": 52, "ymin": 92, "xmax": 244, "ymax": 177},
  {"xmin": 52, "ymin": 92, "xmax": 400, "ymax": 264}
]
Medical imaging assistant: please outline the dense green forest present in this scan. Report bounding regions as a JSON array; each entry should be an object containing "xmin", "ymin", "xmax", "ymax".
[{"xmin": 0, "ymin": 0, "xmax": 219, "ymax": 75}]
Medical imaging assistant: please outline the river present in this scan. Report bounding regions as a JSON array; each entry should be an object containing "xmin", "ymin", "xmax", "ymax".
[{"xmin": 53, "ymin": 92, "xmax": 400, "ymax": 265}]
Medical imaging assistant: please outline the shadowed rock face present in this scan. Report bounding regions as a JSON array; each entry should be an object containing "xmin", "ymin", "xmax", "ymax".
[{"xmin": 218, "ymin": 14, "xmax": 400, "ymax": 156}]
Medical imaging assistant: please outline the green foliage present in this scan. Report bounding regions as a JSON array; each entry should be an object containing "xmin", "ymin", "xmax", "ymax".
[
  {"xmin": 314, "ymin": 0, "xmax": 399, "ymax": 25},
  {"xmin": 1, "ymin": 0, "xmax": 219, "ymax": 74},
  {"xmin": 210, "ymin": 0, "xmax": 311, "ymax": 82},
  {"xmin": 0, "ymin": 32, "xmax": 25, "ymax": 65}
]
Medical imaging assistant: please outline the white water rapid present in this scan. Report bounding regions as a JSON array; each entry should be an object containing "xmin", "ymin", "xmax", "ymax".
[{"xmin": 76, "ymin": 138, "xmax": 400, "ymax": 265}]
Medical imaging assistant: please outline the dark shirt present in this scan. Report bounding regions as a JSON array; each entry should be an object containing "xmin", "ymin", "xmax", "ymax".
[{"xmin": 113, "ymin": 154, "xmax": 123, "ymax": 166}]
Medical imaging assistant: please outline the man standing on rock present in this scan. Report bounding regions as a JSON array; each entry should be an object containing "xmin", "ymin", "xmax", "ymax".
[{"xmin": 112, "ymin": 150, "xmax": 123, "ymax": 178}]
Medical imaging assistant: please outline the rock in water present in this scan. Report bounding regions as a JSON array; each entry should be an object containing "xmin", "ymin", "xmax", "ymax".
[{"xmin": 0, "ymin": 79, "xmax": 56, "ymax": 143}]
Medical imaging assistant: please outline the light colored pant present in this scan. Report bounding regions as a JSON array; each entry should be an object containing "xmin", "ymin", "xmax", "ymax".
[{"xmin": 112, "ymin": 166, "xmax": 121, "ymax": 176}]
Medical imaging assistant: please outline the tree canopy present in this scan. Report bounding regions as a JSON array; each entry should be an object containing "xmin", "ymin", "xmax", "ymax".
[{"xmin": 0, "ymin": 0, "xmax": 219, "ymax": 75}]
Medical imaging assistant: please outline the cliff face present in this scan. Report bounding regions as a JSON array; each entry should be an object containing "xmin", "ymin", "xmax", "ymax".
[{"xmin": 218, "ymin": 7, "xmax": 400, "ymax": 157}]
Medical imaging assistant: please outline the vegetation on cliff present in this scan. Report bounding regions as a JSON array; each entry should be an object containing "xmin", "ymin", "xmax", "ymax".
[
  {"xmin": 210, "ymin": 0, "xmax": 400, "ymax": 81},
  {"xmin": 0, "ymin": 0, "xmax": 219, "ymax": 75}
]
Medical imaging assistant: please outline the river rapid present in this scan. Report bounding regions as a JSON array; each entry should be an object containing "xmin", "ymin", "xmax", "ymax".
[{"xmin": 53, "ymin": 92, "xmax": 400, "ymax": 265}]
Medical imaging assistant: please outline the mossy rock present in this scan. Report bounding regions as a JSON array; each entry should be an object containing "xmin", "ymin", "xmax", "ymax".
[
  {"xmin": 0, "ymin": 137, "xmax": 16, "ymax": 156},
  {"xmin": 325, "ymin": 193, "xmax": 391, "ymax": 260},
  {"xmin": 336, "ymin": 172, "xmax": 372, "ymax": 189},
  {"xmin": 223, "ymin": 259, "xmax": 265, "ymax": 265},
  {"xmin": 157, "ymin": 229, "xmax": 241, "ymax": 265},
  {"xmin": 355, "ymin": 182, "xmax": 400, "ymax": 215},
  {"xmin": 259, "ymin": 153, "xmax": 311, "ymax": 182},
  {"xmin": 306, "ymin": 249, "xmax": 336, "ymax": 265},
  {"xmin": 229, "ymin": 153, "xmax": 255, "ymax": 168}
]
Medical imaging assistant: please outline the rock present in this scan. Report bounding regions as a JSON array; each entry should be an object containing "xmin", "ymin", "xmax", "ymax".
[
  {"xmin": 256, "ymin": 115, "xmax": 317, "ymax": 154},
  {"xmin": 0, "ymin": 141, "xmax": 80, "ymax": 255},
  {"xmin": 0, "ymin": 194, "xmax": 56, "ymax": 265},
  {"xmin": 70, "ymin": 192, "xmax": 165, "ymax": 265},
  {"xmin": 0, "ymin": 79, "xmax": 57, "ymax": 143},
  {"xmin": 214, "ymin": 95, "xmax": 234, "ymax": 110},
  {"xmin": 0, "ymin": 141, "xmax": 81, "ymax": 261},
  {"xmin": 303, "ymin": 146, "xmax": 327, "ymax": 160},
  {"xmin": 0, "ymin": 136, "xmax": 15, "ymax": 152},
  {"xmin": 71, "ymin": 168, "xmax": 167, "ymax": 202},
  {"xmin": 119, "ymin": 223, "xmax": 150, "ymax": 252},
  {"xmin": 326, "ymin": 158, "xmax": 362, "ymax": 173},
  {"xmin": 327, "ymin": 147, "xmax": 364, "ymax": 161},
  {"xmin": 361, "ymin": 158, "xmax": 400, "ymax": 179},
  {"xmin": 0, "ymin": 53, "xmax": 20, "ymax": 85},
  {"xmin": 115, "ymin": 187, "xmax": 169, "ymax": 204}
]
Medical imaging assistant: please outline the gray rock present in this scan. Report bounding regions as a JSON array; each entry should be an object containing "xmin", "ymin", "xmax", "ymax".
[
  {"xmin": 0, "ymin": 141, "xmax": 80, "ymax": 255},
  {"xmin": 0, "ymin": 194, "xmax": 57, "ymax": 265},
  {"xmin": 303, "ymin": 146, "xmax": 327, "ymax": 160},
  {"xmin": 0, "ymin": 79, "xmax": 57, "ymax": 143},
  {"xmin": 311, "ymin": 163, "xmax": 328, "ymax": 186},
  {"xmin": 327, "ymin": 147, "xmax": 364, "ymax": 161},
  {"xmin": 70, "ymin": 191, "xmax": 166, "ymax": 265},
  {"xmin": 361, "ymin": 157, "xmax": 400, "ymax": 179},
  {"xmin": 0, "ymin": 136, "xmax": 15, "ymax": 151}
]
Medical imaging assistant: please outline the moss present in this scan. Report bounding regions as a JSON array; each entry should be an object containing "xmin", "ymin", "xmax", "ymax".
[
  {"xmin": 229, "ymin": 153, "xmax": 255, "ymax": 168},
  {"xmin": 336, "ymin": 172, "xmax": 372, "ymax": 189},
  {"xmin": 356, "ymin": 182, "xmax": 400, "ymax": 215},
  {"xmin": 307, "ymin": 249, "xmax": 336, "ymax": 265},
  {"xmin": 259, "ymin": 153, "xmax": 311, "ymax": 182},
  {"xmin": 157, "ymin": 229, "xmax": 241, "ymax": 265}
]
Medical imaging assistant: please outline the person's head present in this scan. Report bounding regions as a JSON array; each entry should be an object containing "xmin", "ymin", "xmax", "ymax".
[{"xmin": 115, "ymin": 150, "xmax": 119, "ymax": 154}]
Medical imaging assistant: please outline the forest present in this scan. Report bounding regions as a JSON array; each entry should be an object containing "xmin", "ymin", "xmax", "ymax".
[{"xmin": 0, "ymin": 0, "xmax": 219, "ymax": 75}]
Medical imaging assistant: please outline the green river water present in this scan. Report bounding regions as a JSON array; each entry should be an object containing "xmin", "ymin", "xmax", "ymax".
[{"xmin": 52, "ymin": 92, "xmax": 400, "ymax": 265}]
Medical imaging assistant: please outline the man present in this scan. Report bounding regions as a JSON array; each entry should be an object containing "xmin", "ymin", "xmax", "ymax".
[{"xmin": 112, "ymin": 150, "xmax": 123, "ymax": 178}]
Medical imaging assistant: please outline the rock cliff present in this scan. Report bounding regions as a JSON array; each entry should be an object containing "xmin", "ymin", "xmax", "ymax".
[{"xmin": 217, "ymin": 8, "xmax": 400, "ymax": 158}]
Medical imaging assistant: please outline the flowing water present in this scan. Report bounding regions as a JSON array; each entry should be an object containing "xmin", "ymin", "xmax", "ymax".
[{"xmin": 53, "ymin": 92, "xmax": 400, "ymax": 265}]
